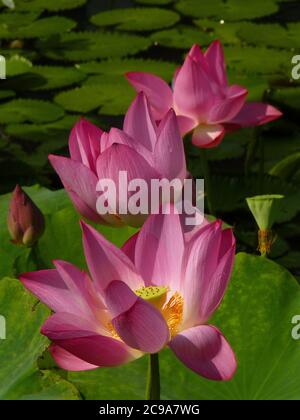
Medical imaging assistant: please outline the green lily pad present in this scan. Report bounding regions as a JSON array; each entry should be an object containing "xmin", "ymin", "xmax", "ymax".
[
  {"xmin": 38, "ymin": 31, "xmax": 151, "ymax": 62},
  {"xmin": 5, "ymin": 115, "xmax": 78, "ymax": 143},
  {"xmin": 29, "ymin": 65, "xmax": 86, "ymax": 91},
  {"xmin": 0, "ymin": 99, "xmax": 64, "ymax": 124},
  {"xmin": 0, "ymin": 16, "xmax": 76, "ymax": 38},
  {"xmin": 135, "ymin": 0, "xmax": 174, "ymax": 4},
  {"xmin": 55, "ymin": 77, "xmax": 136, "ymax": 116},
  {"xmin": 194, "ymin": 19, "xmax": 242, "ymax": 44},
  {"xmin": 5, "ymin": 55, "xmax": 32, "ymax": 77},
  {"xmin": 69, "ymin": 254, "xmax": 300, "ymax": 400},
  {"xmin": 151, "ymin": 26, "xmax": 213, "ymax": 49},
  {"xmin": 0, "ymin": 278, "xmax": 80, "ymax": 400},
  {"xmin": 225, "ymin": 46, "xmax": 293, "ymax": 76},
  {"xmin": 13, "ymin": 0, "xmax": 86, "ymax": 11},
  {"xmin": 91, "ymin": 8, "xmax": 180, "ymax": 32},
  {"xmin": 176, "ymin": 0, "xmax": 279, "ymax": 21},
  {"xmin": 237, "ymin": 22, "xmax": 300, "ymax": 49},
  {"xmin": 269, "ymin": 87, "xmax": 300, "ymax": 110},
  {"xmin": 77, "ymin": 58, "xmax": 175, "ymax": 82}
]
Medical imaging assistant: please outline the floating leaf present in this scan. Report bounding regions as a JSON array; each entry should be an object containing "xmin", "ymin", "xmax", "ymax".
[
  {"xmin": 151, "ymin": 26, "xmax": 213, "ymax": 49},
  {"xmin": 91, "ymin": 8, "xmax": 180, "ymax": 32},
  {"xmin": 13, "ymin": 0, "xmax": 86, "ymax": 11},
  {"xmin": 38, "ymin": 31, "xmax": 151, "ymax": 62},
  {"xmin": 77, "ymin": 58, "xmax": 175, "ymax": 82},
  {"xmin": 0, "ymin": 16, "xmax": 76, "ymax": 39},
  {"xmin": 29, "ymin": 65, "xmax": 86, "ymax": 91},
  {"xmin": 5, "ymin": 115, "xmax": 79, "ymax": 143},
  {"xmin": 5, "ymin": 55, "xmax": 32, "ymax": 77},
  {"xmin": 55, "ymin": 77, "xmax": 136, "ymax": 115},
  {"xmin": 225, "ymin": 46, "xmax": 293, "ymax": 76},
  {"xmin": 0, "ymin": 99, "xmax": 64, "ymax": 124},
  {"xmin": 176, "ymin": 0, "xmax": 279, "ymax": 21},
  {"xmin": 69, "ymin": 254, "xmax": 300, "ymax": 400},
  {"xmin": 269, "ymin": 87, "xmax": 300, "ymax": 110},
  {"xmin": 237, "ymin": 22, "xmax": 300, "ymax": 49},
  {"xmin": 135, "ymin": 0, "xmax": 174, "ymax": 4}
]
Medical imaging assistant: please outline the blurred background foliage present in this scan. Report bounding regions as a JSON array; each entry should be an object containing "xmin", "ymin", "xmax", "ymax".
[{"xmin": 1, "ymin": 0, "xmax": 300, "ymax": 401}]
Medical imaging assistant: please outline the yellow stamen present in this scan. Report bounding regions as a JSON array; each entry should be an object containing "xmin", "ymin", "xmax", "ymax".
[{"xmin": 107, "ymin": 286, "xmax": 184, "ymax": 341}]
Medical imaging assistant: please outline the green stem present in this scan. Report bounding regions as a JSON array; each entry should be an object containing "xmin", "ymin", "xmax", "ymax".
[
  {"xmin": 146, "ymin": 353, "xmax": 160, "ymax": 400},
  {"xmin": 199, "ymin": 149, "xmax": 215, "ymax": 215},
  {"xmin": 258, "ymin": 136, "xmax": 265, "ymax": 195}
]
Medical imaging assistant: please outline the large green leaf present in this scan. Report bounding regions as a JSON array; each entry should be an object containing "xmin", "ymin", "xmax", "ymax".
[
  {"xmin": 36, "ymin": 206, "xmax": 138, "ymax": 270},
  {"xmin": 55, "ymin": 77, "xmax": 136, "ymax": 116},
  {"xmin": 176, "ymin": 0, "xmax": 279, "ymax": 21},
  {"xmin": 77, "ymin": 58, "xmax": 175, "ymax": 82},
  {"xmin": 29, "ymin": 66, "xmax": 86, "ymax": 91},
  {"xmin": 69, "ymin": 254, "xmax": 300, "ymax": 400},
  {"xmin": 5, "ymin": 115, "xmax": 78, "ymax": 143},
  {"xmin": 237, "ymin": 22, "xmax": 300, "ymax": 49},
  {"xmin": 269, "ymin": 152, "xmax": 300, "ymax": 181},
  {"xmin": 91, "ymin": 8, "xmax": 180, "ymax": 32},
  {"xmin": 0, "ymin": 16, "xmax": 76, "ymax": 38},
  {"xmin": 0, "ymin": 278, "xmax": 80, "ymax": 400},
  {"xmin": 0, "ymin": 99, "xmax": 64, "ymax": 124},
  {"xmin": 5, "ymin": 55, "xmax": 32, "ymax": 76},
  {"xmin": 14, "ymin": 0, "xmax": 86, "ymax": 11},
  {"xmin": 151, "ymin": 26, "xmax": 213, "ymax": 49},
  {"xmin": 38, "ymin": 31, "xmax": 151, "ymax": 62},
  {"xmin": 269, "ymin": 87, "xmax": 300, "ymax": 110}
]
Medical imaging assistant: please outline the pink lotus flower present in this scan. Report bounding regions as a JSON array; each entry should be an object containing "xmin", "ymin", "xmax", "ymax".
[
  {"xmin": 49, "ymin": 93, "xmax": 186, "ymax": 227},
  {"xmin": 20, "ymin": 209, "xmax": 237, "ymax": 380},
  {"xmin": 126, "ymin": 41, "xmax": 282, "ymax": 148}
]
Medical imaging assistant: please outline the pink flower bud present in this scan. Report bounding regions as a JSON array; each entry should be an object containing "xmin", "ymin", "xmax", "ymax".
[{"xmin": 7, "ymin": 185, "xmax": 45, "ymax": 246}]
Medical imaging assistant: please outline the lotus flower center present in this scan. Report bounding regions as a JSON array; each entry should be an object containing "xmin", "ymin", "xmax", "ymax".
[
  {"xmin": 135, "ymin": 286, "xmax": 184, "ymax": 337},
  {"xmin": 135, "ymin": 286, "xmax": 167, "ymax": 309}
]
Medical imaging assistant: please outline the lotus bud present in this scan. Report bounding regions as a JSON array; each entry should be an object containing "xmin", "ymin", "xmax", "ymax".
[
  {"xmin": 7, "ymin": 185, "xmax": 45, "ymax": 247},
  {"xmin": 246, "ymin": 194, "xmax": 284, "ymax": 256}
]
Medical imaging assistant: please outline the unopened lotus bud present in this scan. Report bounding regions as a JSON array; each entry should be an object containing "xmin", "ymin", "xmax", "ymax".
[
  {"xmin": 7, "ymin": 185, "xmax": 45, "ymax": 247},
  {"xmin": 246, "ymin": 195, "xmax": 284, "ymax": 256}
]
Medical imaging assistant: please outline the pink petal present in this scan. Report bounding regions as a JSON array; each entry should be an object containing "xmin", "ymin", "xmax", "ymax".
[
  {"xmin": 122, "ymin": 232, "xmax": 139, "ymax": 264},
  {"xmin": 125, "ymin": 73, "xmax": 173, "ymax": 121},
  {"xmin": 80, "ymin": 221, "xmax": 143, "ymax": 293},
  {"xmin": 208, "ymin": 85, "xmax": 248, "ymax": 124},
  {"xmin": 182, "ymin": 222, "xmax": 235, "ymax": 327},
  {"xmin": 204, "ymin": 40, "xmax": 227, "ymax": 88},
  {"xmin": 48, "ymin": 155, "xmax": 103, "ymax": 223},
  {"xmin": 53, "ymin": 260, "xmax": 105, "ymax": 315},
  {"xmin": 135, "ymin": 207, "xmax": 185, "ymax": 291},
  {"xmin": 192, "ymin": 124, "xmax": 225, "ymax": 148},
  {"xmin": 42, "ymin": 312, "xmax": 138, "ymax": 367},
  {"xmin": 20, "ymin": 269, "xmax": 75, "ymax": 314},
  {"xmin": 155, "ymin": 109, "xmax": 187, "ymax": 180},
  {"xmin": 229, "ymin": 102, "xmax": 283, "ymax": 127},
  {"xmin": 188, "ymin": 44, "xmax": 207, "ymax": 66},
  {"xmin": 176, "ymin": 115, "xmax": 198, "ymax": 137},
  {"xmin": 170, "ymin": 325, "xmax": 237, "ymax": 381},
  {"xmin": 69, "ymin": 118, "xmax": 102, "ymax": 173},
  {"xmin": 123, "ymin": 92, "xmax": 158, "ymax": 151},
  {"xmin": 174, "ymin": 54, "xmax": 215, "ymax": 122},
  {"xmin": 101, "ymin": 127, "xmax": 154, "ymax": 169},
  {"xmin": 105, "ymin": 281, "xmax": 169, "ymax": 353},
  {"xmin": 96, "ymin": 143, "xmax": 160, "ymax": 224},
  {"xmin": 50, "ymin": 344, "xmax": 98, "ymax": 371}
]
